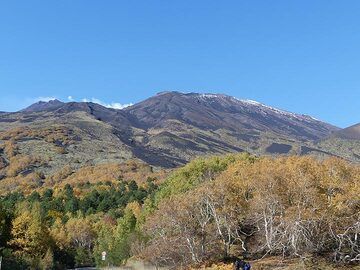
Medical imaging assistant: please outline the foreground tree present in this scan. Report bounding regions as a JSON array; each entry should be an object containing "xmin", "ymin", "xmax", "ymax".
[
  {"xmin": 143, "ymin": 156, "xmax": 360, "ymax": 267},
  {"xmin": 9, "ymin": 202, "xmax": 51, "ymax": 267}
]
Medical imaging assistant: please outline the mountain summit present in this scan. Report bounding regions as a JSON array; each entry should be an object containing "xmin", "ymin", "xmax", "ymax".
[
  {"xmin": 125, "ymin": 91, "xmax": 336, "ymax": 140},
  {"xmin": 21, "ymin": 99, "xmax": 64, "ymax": 112}
]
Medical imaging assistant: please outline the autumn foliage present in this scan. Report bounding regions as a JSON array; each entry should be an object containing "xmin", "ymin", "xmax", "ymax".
[
  {"xmin": 143, "ymin": 156, "xmax": 360, "ymax": 268},
  {"xmin": 0, "ymin": 154, "xmax": 359, "ymax": 269}
]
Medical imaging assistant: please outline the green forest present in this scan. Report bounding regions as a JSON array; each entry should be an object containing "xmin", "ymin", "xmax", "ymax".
[{"xmin": 0, "ymin": 154, "xmax": 359, "ymax": 269}]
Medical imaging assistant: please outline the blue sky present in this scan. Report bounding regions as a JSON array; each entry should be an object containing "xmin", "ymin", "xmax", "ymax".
[{"xmin": 0, "ymin": 1, "xmax": 359, "ymax": 127}]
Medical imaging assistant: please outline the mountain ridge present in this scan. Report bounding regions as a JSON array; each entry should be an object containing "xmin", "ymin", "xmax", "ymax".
[
  {"xmin": 124, "ymin": 91, "xmax": 338, "ymax": 140},
  {"xmin": 331, "ymin": 123, "xmax": 360, "ymax": 140},
  {"xmin": 0, "ymin": 91, "xmax": 356, "ymax": 183},
  {"xmin": 0, "ymin": 91, "xmax": 358, "ymax": 193},
  {"xmin": 17, "ymin": 92, "xmax": 333, "ymax": 127},
  {"xmin": 21, "ymin": 99, "xmax": 64, "ymax": 112}
]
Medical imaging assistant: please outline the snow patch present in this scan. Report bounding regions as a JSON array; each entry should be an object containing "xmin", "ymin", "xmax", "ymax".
[{"xmin": 193, "ymin": 93, "xmax": 319, "ymax": 123}]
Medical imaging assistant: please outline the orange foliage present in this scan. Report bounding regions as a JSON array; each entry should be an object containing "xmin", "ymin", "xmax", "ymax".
[
  {"xmin": 0, "ymin": 125, "xmax": 77, "ymax": 147},
  {"xmin": 144, "ymin": 156, "xmax": 360, "ymax": 267},
  {"xmin": 52, "ymin": 160, "xmax": 167, "ymax": 188},
  {"xmin": 3, "ymin": 140, "xmax": 18, "ymax": 157}
]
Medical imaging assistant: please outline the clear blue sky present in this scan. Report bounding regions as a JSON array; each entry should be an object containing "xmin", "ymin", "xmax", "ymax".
[{"xmin": 1, "ymin": 1, "xmax": 359, "ymax": 127}]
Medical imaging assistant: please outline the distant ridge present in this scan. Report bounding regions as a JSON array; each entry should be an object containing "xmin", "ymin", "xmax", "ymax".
[
  {"xmin": 21, "ymin": 99, "xmax": 64, "ymax": 112},
  {"xmin": 331, "ymin": 123, "xmax": 360, "ymax": 140}
]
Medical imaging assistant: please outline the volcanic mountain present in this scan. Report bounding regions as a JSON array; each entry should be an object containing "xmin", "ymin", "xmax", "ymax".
[
  {"xmin": 0, "ymin": 91, "xmax": 355, "ymax": 192},
  {"xmin": 1, "ymin": 91, "xmax": 342, "ymax": 165},
  {"xmin": 122, "ymin": 91, "xmax": 342, "ymax": 161},
  {"xmin": 21, "ymin": 99, "xmax": 65, "ymax": 112},
  {"xmin": 126, "ymin": 91, "xmax": 336, "ymax": 139}
]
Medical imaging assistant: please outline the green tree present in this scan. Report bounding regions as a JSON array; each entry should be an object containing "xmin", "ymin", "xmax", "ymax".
[
  {"xmin": 0, "ymin": 204, "xmax": 11, "ymax": 250},
  {"xmin": 94, "ymin": 209, "xmax": 137, "ymax": 267}
]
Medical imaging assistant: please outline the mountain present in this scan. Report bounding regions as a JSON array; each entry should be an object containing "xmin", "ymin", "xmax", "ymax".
[
  {"xmin": 126, "ymin": 91, "xmax": 336, "ymax": 139},
  {"xmin": 315, "ymin": 123, "xmax": 360, "ymax": 161},
  {"xmin": 331, "ymin": 123, "xmax": 360, "ymax": 140},
  {"xmin": 0, "ymin": 91, "xmax": 353, "ymax": 192},
  {"xmin": 21, "ymin": 99, "xmax": 64, "ymax": 112},
  {"xmin": 123, "ymin": 91, "xmax": 339, "ymax": 162}
]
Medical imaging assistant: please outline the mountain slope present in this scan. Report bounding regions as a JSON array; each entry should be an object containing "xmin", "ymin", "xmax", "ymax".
[
  {"xmin": 331, "ymin": 123, "xmax": 360, "ymax": 140},
  {"xmin": 0, "ymin": 91, "xmax": 352, "ymax": 192},
  {"xmin": 124, "ymin": 91, "xmax": 339, "ymax": 162},
  {"xmin": 125, "ymin": 91, "xmax": 336, "ymax": 139},
  {"xmin": 316, "ymin": 123, "xmax": 360, "ymax": 161}
]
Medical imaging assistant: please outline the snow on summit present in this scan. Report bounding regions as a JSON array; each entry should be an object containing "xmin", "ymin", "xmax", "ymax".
[{"xmin": 190, "ymin": 92, "xmax": 320, "ymax": 123}]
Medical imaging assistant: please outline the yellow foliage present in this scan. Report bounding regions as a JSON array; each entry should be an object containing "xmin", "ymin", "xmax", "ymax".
[
  {"xmin": 51, "ymin": 160, "xmax": 167, "ymax": 188},
  {"xmin": 9, "ymin": 203, "xmax": 50, "ymax": 259},
  {"xmin": 50, "ymin": 218, "xmax": 71, "ymax": 250},
  {"xmin": 145, "ymin": 156, "xmax": 360, "ymax": 267},
  {"xmin": 7, "ymin": 154, "xmax": 41, "ymax": 177},
  {"xmin": 3, "ymin": 139, "xmax": 18, "ymax": 157},
  {"xmin": 0, "ymin": 125, "xmax": 76, "ymax": 146},
  {"xmin": 126, "ymin": 201, "xmax": 142, "ymax": 219}
]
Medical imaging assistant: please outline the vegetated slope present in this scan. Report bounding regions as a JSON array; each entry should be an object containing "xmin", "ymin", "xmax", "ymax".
[
  {"xmin": 0, "ymin": 153, "xmax": 360, "ymax": 270},
  {"xmin": 0, "ymin": 105, "xmax": 134, "ymax": 171},
  {"xmin": 0, "ymin": 91, "xmax": 349, "ymax": 193},
  {"xmin": 315, "ymin": 123, "xmax": 360, "ymax": 162},
  {"xmin": 0, "ymin": 105, "xmax": 165, "ymax": 193},
  {"xmin": 1, "ymin": 154, "xmax": 358, "ymax": 269}
]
